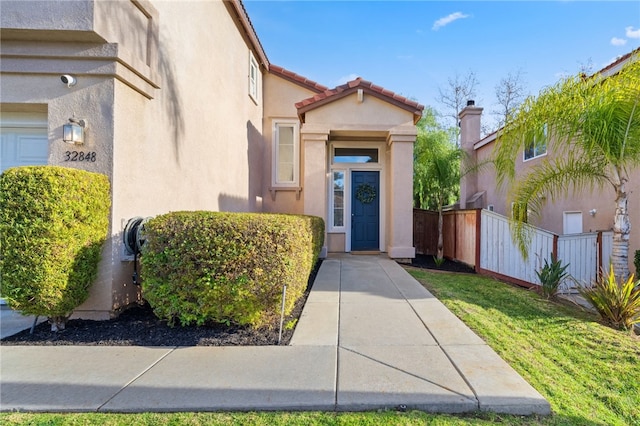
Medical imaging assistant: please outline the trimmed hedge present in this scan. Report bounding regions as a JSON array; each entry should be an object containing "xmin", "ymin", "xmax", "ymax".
[
  {"xmin": 0, "ymin": 166, "xmax": 111, "ymax": 330},
  {"xmin": 140, "ymin": 211, "xmax": 324, "ymax": 328}
]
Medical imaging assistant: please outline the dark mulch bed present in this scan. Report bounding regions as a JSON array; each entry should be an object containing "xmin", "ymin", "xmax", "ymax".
[
  {"xmin": 2, "ymin": 261, "xmax": 321, "ymax": 347},
  {"xmin": 410, "ymin": 254, "xmax": 476, "ymax": 274},
  {"xmin": 2, "ymin": 257, "xmax": 472, "ymax": 347}
]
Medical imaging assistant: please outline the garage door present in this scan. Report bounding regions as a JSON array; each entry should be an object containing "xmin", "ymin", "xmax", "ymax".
[{"xmin": 1, "ymin": 112, "xmax": 49, "ymax": 173}]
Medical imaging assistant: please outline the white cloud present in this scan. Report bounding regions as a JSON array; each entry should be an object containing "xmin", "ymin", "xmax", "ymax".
[
  {"xmin": 336, "ymin": 74, "xmax": 359, "ymax": 85},
  {"xmin": 626, "ymin": 26, "xmax": 640, "ymax": 39},
  {"xmin": 611, "ymin": 37, "xmax": 628, "ymax": 46},
  {"xmin": 432, "ymin": 12, "xmax": 469, "ymax": 31}
]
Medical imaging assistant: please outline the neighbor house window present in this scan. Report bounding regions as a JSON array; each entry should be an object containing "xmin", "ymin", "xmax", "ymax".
[
  {"xmin": 273, "ymin": 121, "xmax": 299, "ymax": 186},
  {"xmin": 249, "ymin": 51, "xmax": 259, "ymax": 102},
  {"xmin": 332, "ymin": 171, "xmax": 345, "ymax": 228},
  {"xmin": 524, "ymin": 124, "xmax": 547, "ymax": 161}
]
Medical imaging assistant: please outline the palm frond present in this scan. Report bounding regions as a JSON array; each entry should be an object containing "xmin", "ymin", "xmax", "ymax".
[{"xmin": 508, "ymin": 156, "xmax": 610, "ymax": 258}]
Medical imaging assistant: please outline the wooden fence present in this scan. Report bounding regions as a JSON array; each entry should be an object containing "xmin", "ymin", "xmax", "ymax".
[{"xmin": 413, "ymin": 208, "xmax": 613, "ymax": 290}]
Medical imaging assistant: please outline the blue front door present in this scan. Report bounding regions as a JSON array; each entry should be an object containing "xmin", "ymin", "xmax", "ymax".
[{"xmin": 351, "ymin": 171, "xmax": 380, "ymax": 251}]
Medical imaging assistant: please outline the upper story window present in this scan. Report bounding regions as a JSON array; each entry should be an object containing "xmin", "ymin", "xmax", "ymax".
[
  {"xmin": 273, "ymin": 120, "xmax": 299, "ymax": 186},
  {"xmin": 524, "ymin": 124, "xmax": 547, "ymax": 161},
  {"xmin": 249, "ymin": 51, "xmax": 259, "ymax": 103}
]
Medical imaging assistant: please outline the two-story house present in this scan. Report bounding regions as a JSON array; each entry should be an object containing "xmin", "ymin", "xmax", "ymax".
[
  {"xmin": 1, "ymin": 0, "xmax": 423, "ymax": 319},
  {"xmin": 458, "ymin": 48, "xmax": 639, "ymax": 273}
]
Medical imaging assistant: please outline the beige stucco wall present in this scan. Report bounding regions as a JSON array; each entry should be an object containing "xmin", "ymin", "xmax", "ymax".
[
  {"xmin": 327, "ymin": 233, "xmax": 346, "ymax": 252},
  {"xmin": 305, "ymin": 95, "xmax": 414, "ymax": 128},
  {"xmin": 1, "ymin": 0, "xmax": 265, "ymax": 319},
  {"xmin": 1, "ymin": 0, "xmax": 422, "ymax": 318},
  {"xmin": 103, "ymin": 0, "xmax": 265, "ymax": 318},
  {"xmin": 262, "ymin": 73, "xmax": 317, "ymax": 214}
]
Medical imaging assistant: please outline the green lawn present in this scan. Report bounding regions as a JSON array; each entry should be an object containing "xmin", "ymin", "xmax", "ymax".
[
  {"xmin": 408, "ymin": 269, "xmax": 640, "ymax": 426},
  {"xmin": 2, "ymin": 269, "xmax": 638, "ymax": 425}
]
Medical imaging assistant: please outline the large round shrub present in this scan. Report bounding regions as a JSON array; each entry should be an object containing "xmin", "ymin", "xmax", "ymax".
[
  {"xmin": 140, "ymin": 211, "xmax": 324, "ymax": 328},
  {"xmin": 0, "ymin": 166, "xmax": 111, "ymax": 330}
]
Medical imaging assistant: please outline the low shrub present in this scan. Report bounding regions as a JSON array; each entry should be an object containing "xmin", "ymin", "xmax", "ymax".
[
  {"xmin": 140, "ymin": 211, "xmax": 324, "ymax": 328},
  {"xmin": 535, "ymin": 253, "xmax": 570, "ymax": 299},
  {"xmin": 634, "ymin": 249, "xmax": 640, "ymax": 277},
  {"xmin": 0, "ymin": 166, "xmax": 111, "ymax": 331},
  {"xmin": 579, "ymin": 265, "xmax": 640, "ymax": 331}
]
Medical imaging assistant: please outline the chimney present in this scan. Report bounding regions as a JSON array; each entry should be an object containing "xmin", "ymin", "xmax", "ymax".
[
  {"xmin": 459, "ymin": 100, "xmax": 482, "ymax": 148},
  {"xmin": 458, "ymin": 101, "xmax": 483, "ymax": 209}
]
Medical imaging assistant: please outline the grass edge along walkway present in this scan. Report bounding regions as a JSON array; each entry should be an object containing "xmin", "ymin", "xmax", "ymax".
[
  {"xmin": 407, "ymin": 268, "xmax": 640, "ymax": 426},
  {"xmin": 2, "ymin": 269, "xmax": 639, "ymax": 425}
]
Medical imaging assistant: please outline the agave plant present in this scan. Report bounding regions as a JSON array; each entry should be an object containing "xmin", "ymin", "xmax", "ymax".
[
  {"xmin": 536, "ymin": 253, "xmax": 570, "ymax": 299},
  {"xmin": 580, "ymin": 265, "xmax": 640, "ymax": 331}
]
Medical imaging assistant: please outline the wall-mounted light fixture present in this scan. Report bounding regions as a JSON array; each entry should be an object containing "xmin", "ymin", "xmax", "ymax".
[
  {"xmin": 63, "ymin": 117, "xmax": 86, "ymax": 145},
  {"xmin": 589, "ymin": 209, "xmax": 597, "ymax": 217}
]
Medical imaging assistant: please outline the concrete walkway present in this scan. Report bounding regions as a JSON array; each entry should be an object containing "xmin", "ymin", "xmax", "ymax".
[{"xmin": 0, "ymin": 255, "xmax": 550, "ymax": 414}]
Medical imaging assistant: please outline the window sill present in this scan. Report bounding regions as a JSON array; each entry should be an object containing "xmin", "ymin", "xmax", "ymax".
[{"xmin": 269, "ymin": 186, "xmax": 302, "ymax": 201}]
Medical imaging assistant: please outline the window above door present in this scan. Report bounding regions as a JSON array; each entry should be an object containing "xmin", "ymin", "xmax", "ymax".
[{"xmin": 333, "ymin": 147, "xmax": 378, "ymax": 164}]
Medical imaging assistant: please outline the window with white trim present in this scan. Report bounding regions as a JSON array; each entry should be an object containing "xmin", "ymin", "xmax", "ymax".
[
  {"xmin": 273, "ymin": 121, "xmax": 299, "ymax": 186},
  {"xmin": 249, "ymin": 51, "xmax": 259, "ymax": 102},
  {"xmin": 332, "ymin": 171, "xmax": 345, "ymax": 228},
  {"xmin": 524, "ymin": 124, "xmax": 547, "ymax": 161}
]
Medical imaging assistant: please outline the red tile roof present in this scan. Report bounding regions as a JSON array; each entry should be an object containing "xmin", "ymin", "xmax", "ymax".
[
  {"xmin": 295, "ymin": 77, "xmax": 424, "ymax": 124},
  {"xmin": 227, "ymin": 0, "xmax": 269, "ymax": 68},
  {"xmin": 597, "ymin": 46, "xmax": 639, "ymax": 78},
  {"xmin": 269, "ymin": 65, "xmax": 328, "ymax": 93}
]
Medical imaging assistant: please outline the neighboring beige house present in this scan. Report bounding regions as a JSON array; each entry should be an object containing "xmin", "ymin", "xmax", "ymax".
[
  {"xmin": 459, "ymin": 49, "xmax": 639, "ymax": 272},
  {"xmin": 0, "ymin": 0, "xmax": 423, "ymax": 319}
]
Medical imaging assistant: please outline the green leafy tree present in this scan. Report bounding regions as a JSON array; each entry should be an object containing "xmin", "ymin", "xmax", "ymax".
[
  {"xmin": 494, "ymin": 55, "xmax": 640, "ymax": 280},
  {"xmin": 414, "ymin": 108, "xmax": 462, "ymax": 260},
  {"xmin": 414, "ymin": 108, "xmax": 458, "ymax": 210}
]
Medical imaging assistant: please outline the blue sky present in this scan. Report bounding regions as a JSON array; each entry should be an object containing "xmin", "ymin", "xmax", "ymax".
[{"xmin": 243, "ymin": 0, "xmax": 640, "ymax": 129}]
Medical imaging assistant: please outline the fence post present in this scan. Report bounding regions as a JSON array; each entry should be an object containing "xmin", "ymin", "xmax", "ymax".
[
  {"xmin": 475, "ymin": 209, "xmax": 482, "ymax": 272},
  {"xmin": 597, "ymin": 231, "xmax": 603, "ymax": 276}
]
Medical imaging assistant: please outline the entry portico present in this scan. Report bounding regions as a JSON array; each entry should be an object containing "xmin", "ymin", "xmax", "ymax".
[{"xmin": 296, "ymin": 78, "xmax": 422, "ymax": 259}]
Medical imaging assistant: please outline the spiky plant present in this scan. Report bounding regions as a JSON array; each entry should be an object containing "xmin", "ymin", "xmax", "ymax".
[
  {"xmin": 536, "ymin": 253, "xmax": 570, "ymax": 299},
  {"xmin": 580, "ymin": 265, "xmax": 640, "ymax": 331}
]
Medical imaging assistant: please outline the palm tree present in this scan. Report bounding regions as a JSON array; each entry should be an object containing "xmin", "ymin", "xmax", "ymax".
[{"xmin": 494, "ymin": 55, "xmax": 640, "ymax": 279}]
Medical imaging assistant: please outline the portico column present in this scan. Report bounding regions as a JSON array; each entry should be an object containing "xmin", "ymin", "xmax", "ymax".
[
  {"xmin": 387, "ymin": 129, "xmax": 417, "ymax": 260},
  {"xmin": 301, "ymin": 124, "xmax": 329, "ymax": 257}
]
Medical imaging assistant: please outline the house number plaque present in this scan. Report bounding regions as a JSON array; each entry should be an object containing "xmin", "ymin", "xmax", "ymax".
[{"xmin": 64, "ymin": 151, "xmax": 97, "ymax": 163}]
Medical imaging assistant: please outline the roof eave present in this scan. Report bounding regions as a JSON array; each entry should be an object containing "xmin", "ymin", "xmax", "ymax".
[
  {"xmin": 269, "ymin": 65, "xmax": 328, "ymax": 93},
  {"xmin": 296, "ymin": 85, "xmax": 423, "ymax": 124},
  {"xmin": 226, "ymin": 0, "xmax": 269, "ymax": 69}
]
